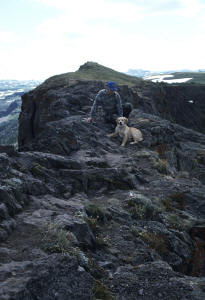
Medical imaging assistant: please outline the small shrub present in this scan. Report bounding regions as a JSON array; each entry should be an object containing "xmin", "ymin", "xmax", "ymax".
[
  {"xmin": 139, "ymin": 231, "xmax": 168, "ymax": 255},
  {"xmin": 160, "ymin": 197, "xmax": 173, "ymax": 212},
  {"xmin": 166, "ymin": 214, "xmax": 183, "ymax": 231},
  {"xmin": 125, "ymin": 195, "xmax": 162, "ymax": 220},
  {"xmin": 41, "ymin": 222, "xmax": 72, "ymax": 254},
  {"xmin": 31, "ymin": 163, "xmax": 45, "ymax": 177},
  {"xmin": 152, "ymin": 158, "xmax": 169, "ymax": 174},
  {"xmin": 169, "ymin": 192, "xmax": 185, "ymax": 210},
  {"xmin": 96, "ymin": 236, "xmax": 110, "ymax": 249},
  {"xmin": 156, "ymin": 144, "xmax": 170, "ymax": 158},
  {"xmin": 87, "ymin": 258, "xmax": 107, "ymax": 279},
  {"xmin": 85, "ymin": 203, "xmax": 110, "ymax": 223},
  {"xmin": 16, "ymin": 163, "xmax": 26, "ymax": 173},
  {"xmin": 85, "ymin": 217, "xmax": 99, "ymax": 233},
  {"xmin": 130, "ymin": 204, "xmax": 146, "ymax": 219},
  {"xmin": 160, "ymin": 192, "xmax": 186, "ymax": 212},
  {"xmin": 93, "ymin": 280, "xmax": 114, "ymax": 300},
  {"xmin": 125, "ymin": 197, "xmax": 146, "ymax": 219}
]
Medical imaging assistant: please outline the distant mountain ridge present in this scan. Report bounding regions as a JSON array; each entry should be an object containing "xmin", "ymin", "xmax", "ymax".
[
  {"xmin": 126, "ymin": 68, "xmax": 205, "ymax": 77},
  {"xmin": 0, "ymin": 79, "xmax": 41, "ymax": 145},
  {"xmin": 126, "ymin": 69, "xmax": 205, "ymax": 84}
]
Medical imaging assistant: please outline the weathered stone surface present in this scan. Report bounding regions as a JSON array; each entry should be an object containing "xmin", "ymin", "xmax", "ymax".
[
  {"xmin": 1, "ymin": 79, "xmax": 205, "ymax": 298},
  {"xmin": 0, "ymin": 255, "xmax": 93, "ymax": 300},
  {"xmin": 111, "ymin": 260, "xmax": 205, "ymax": 300},
  {"xmin": 0, "ymin": 145, "xmax": 17, "ymax": 156}
]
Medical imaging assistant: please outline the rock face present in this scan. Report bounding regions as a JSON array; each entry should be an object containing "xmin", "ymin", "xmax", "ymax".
[
  {"xmin": 18, "ymin": 80, "xmax": 205, "ymax": 153},
  {"xmin": 1, "ymin": 78, "xmax": 205, "ymax": 299},
  {"xmin": 141, "ymin": 83, "xmax": 205, "ymax": 133}
]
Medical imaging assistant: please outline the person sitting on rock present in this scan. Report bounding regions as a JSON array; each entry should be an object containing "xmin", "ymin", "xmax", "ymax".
[{"xmin": 87, "ymin": 81, "xmax": 132, "ymax": 124}]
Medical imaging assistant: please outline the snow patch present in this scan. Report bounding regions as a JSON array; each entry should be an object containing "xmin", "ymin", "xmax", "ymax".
[{"xmin": 144, "ymin": 74, "xmax": 192, "ymax": 84}]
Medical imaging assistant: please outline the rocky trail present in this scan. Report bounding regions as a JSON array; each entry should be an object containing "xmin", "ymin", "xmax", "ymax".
[{"xmin": 1, "ymin": 80, "xmax": 205, "ymax": 299}]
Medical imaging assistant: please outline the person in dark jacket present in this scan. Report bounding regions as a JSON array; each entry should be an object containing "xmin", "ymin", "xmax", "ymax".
[{"xmin": 87, "ymin": 81, "xmax": 123, "ymax": 124}]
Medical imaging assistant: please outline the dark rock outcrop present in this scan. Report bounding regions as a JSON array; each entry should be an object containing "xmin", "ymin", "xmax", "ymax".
[
  {"xmin": 18, "ymin": 80, "xmax": 205, "ymax": 153},
  {"xmin": 1, "ymin": 77, "xmax": 205, "ymax": 299},
  {"xmin": 0, "ymin": 254, "xmax": 94, "ymax": 300}
]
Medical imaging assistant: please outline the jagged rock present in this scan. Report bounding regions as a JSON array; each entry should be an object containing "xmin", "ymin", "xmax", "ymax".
[
  {"xmin": 55, "ymin": 214, "xmax": 96, "ymax": 249},
  {"xmin": 1, "ymin": 77, "xmax": 205, "ymax": 298},
  {"xmin": 0, "ymin": 186, "xmax": 22, "ymax": 217},
  {"xmin": 111, "ymin": 260, "xmax": 205, "ymax": 300},
  {"xmin": 132, "ymin": 220, "xmax": 193, "ymax": 271},
  {"xmin": 0, "ymin": 254, "xmax": 93, "ymax": 300},
  {"xmin": 0, "ymin": 145, "xmax": 16, "ymax": 156},
  {"xmin": 0, "ymin": 247, "xmax": 18, "ymax": 264},
  {"xmin": 18, "ymin": 79, "xmax": 205, "ymax": 152}
]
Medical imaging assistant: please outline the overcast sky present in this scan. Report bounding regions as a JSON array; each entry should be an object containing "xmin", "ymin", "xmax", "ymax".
[{"xmin": 1, "ymin": 0, "xmax": 205, "ymax": 80}]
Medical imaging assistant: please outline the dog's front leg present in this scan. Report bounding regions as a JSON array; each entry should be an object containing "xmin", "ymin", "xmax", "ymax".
[
  {"xmin": 130, "ymin": 141, "xmax": 138, "ymax": 144},
  {"xmin": 121, "ymin": 135, "xmax": 128, "ymax": 147},
  {"xmin": 107, "ymin": 131, "xmax": 118, "ymax": 138}
]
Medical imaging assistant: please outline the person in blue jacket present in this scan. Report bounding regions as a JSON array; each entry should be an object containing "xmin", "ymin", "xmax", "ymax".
[{"xmin": 87, "ymin": 81, "xmax": 123, "ymax": 124}]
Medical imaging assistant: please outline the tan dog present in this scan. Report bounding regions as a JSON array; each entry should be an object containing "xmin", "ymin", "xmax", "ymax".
[{"xmin": 107, "ymin": 117, "xmax": 143, "ymax": 147}]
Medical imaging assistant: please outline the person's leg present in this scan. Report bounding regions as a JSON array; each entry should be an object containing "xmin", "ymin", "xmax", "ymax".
[
  {"xmin": 122, "ymin": 103, "xmax": 133, "ymax": 118},
  {"xmin": 104, "ymin": 113, "xmax": 117, "ymax": 130},
  {"xmin": 104, "ymin": 113, "xmax": 117, "ymax": 124}
]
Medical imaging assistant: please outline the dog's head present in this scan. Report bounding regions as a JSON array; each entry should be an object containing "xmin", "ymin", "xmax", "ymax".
[{"xmin": 116, "ymin": 117, "xmax": 128, "ymax": 126}]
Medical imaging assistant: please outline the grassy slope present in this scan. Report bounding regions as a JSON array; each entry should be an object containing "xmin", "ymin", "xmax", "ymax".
[{"xmin": 36, "ymin": 62, "xmax": 143, "ymax": 91}]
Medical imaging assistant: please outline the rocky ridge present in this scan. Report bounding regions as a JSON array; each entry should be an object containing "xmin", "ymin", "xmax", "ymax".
[{"xmin": 0, "ymin": 73, "xmax": 205, "ymax": 299}]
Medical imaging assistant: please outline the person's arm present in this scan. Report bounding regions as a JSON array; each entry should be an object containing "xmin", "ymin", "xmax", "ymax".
[
  {"xmin": 90, "ymin": 91, "xmax": 101, "ymax": 118},
  {"xmin": 115, "ymin": 92, "xmax": 123, "ymax": 117}
]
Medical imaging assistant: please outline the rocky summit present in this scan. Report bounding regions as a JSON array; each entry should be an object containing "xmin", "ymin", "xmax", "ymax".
[{"xmin": 1, "ymin": 63, "xmax": 205, "ymax": 299}]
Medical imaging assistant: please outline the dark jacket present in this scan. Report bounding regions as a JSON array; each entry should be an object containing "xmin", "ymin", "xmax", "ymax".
[{"xmin": 90, "ymin": 89, "xmax": 123, "ymax": 118}]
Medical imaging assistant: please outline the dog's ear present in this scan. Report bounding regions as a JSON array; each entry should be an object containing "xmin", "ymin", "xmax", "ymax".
[
  {"xmin": 116, "ymin": 117, "xmax": 119, "ymax": 123},
  {"xmin": 124, "ymin": 117, "xmax": 128, "ymax": 124}
]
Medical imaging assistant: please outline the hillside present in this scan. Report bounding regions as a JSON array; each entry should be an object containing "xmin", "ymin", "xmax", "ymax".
[{"xmin": 36, "ymin": 62, "xmax": 143, "ymax": 92}]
